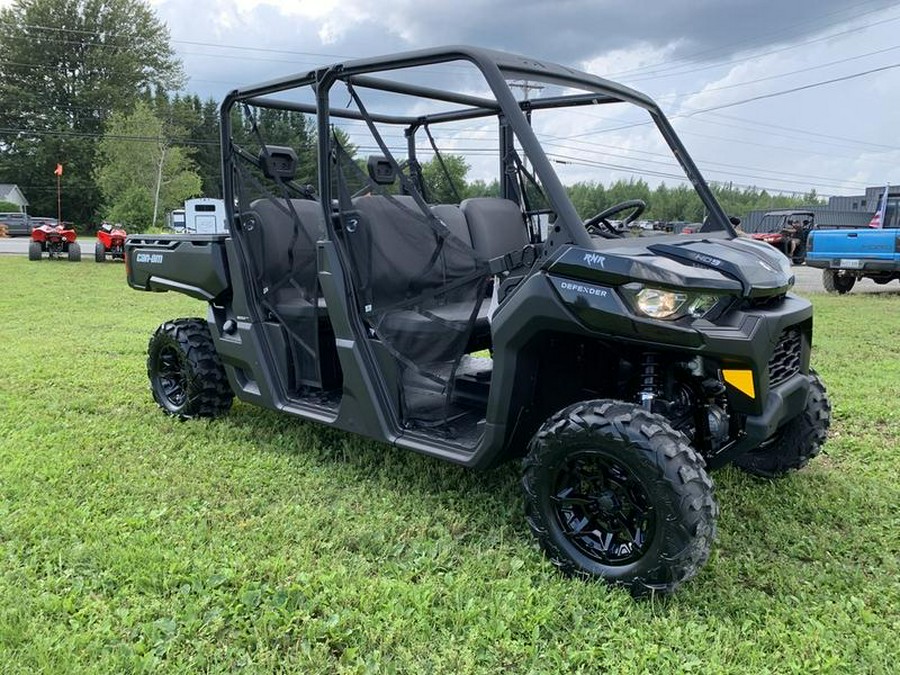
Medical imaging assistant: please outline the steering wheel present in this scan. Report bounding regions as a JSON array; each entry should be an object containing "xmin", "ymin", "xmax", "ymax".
[{"xmin": 584, "ymin": 199, "xmax": 647, "ymax": 236}]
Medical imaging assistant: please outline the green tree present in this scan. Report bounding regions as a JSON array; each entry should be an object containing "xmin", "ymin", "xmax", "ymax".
[
  {"xmin": 191, "ymin": 97, "xmax": 223, "ymax": 198},
  {"xmin": 567, "ymin": 181, "xmax": 607, "ymax": 219},
  {"xmin": 229, "ymin": 106, "xmax": 327, "ymax": 194},
  {"xmin": 0, "ymin": 0, "xmax": 182, "ymax": 224},
  {"xmin": 96, "ymin": 101, "xmax": 201, "ymax": 230},
  {"xmin": 421, "ymin": 154, "xmax": 468, "ymax": 203},
  {"xmin": 464, "ymin": 179, "xmax": 500, "ymax": 199}
]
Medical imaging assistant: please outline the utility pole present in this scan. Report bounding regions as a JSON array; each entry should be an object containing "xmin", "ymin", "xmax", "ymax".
[
  {"xmin": 508, "ymin": 80, "xmax": 545, "ymax": 172},
  {"xmin": 508, "ymin": 81, "xmax": 546, "ymax": 241},
  {"xmin": 509, "ymin": 80, "xmax": 545, "ymax": 99}
]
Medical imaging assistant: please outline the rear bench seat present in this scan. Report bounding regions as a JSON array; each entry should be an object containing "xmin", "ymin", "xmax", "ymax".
[
  {"xmin": 347, "ymin": 196, "xmax": 529, "ymax": 360},
  {"xmin": 246, "ymin": 198, "xmax": 338, "ymax": 389},
  {"xmin": 249, "ymin": 195, "xmax": 530, "ymax": 360},
  {"xmin": 247, "ymin": 198, "xmax": 324, "ymax": 319}
]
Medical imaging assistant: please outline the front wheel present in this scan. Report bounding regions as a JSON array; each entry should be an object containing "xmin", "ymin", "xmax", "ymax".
[
  {"xmin": 147, "ymin": 318, "xmax": 234, "ymax": 419},
  {"xmin": 28, "ymin": 242, "xmax": 42, "ymax": 261},
  {"xmin": 522, "ymin": 400, "xmax": 717, "ymax": 598},
  {"xmin": 733, "ymin": 370, "xmax": 831, "ymax": 478},
  {"xmin": 68, "ymin": 242, "xmax": 81, "ymax": 262},
  {"xmin": 95, "ymin": 241, "xmax": 106, "ymax": 262},
  {"xmin": 823, "ymin": 269, "xmax": 855, "ymax": 294}
]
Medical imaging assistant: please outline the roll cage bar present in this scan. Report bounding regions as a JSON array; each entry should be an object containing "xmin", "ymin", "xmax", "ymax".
[{"xmin": 220, "ymin": 45, "xmax": 736, "ymax": 246}]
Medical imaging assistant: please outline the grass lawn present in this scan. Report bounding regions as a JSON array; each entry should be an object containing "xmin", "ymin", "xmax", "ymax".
[{"xmin": 0, "ymin": 256, "xmax": 898, "ymax": 673}]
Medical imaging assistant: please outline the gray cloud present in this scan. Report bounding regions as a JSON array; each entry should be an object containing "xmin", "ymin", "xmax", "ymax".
[
  {"xmin": 157, "ymin": 0, "xmax": 899, "ymax": 99},
  {"xmin": 302, "ymin": 0, "xmax": 897, "ymax": 67},
  {"xmin": 150, "ymin": 0, "xmax": 900, "ymax": 194}
]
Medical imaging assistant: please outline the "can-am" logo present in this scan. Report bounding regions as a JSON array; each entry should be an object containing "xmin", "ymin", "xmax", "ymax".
[
  {"xmin": 583, "ymin": 253, "xmax": 606, "ymax": 268},
  {"xmin": 135, "ymin": 252, "xmax": 163, "ymax": 264}
]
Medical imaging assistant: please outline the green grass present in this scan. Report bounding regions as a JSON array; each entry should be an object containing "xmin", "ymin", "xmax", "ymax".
[{"xmin": 0, "ymin": 257, "xmax": 898, "ymax": 673}]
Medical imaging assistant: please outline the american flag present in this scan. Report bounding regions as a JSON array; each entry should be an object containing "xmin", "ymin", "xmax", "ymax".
[{"xmin": 868, "ymin": 185, "xmax": 889, "ymax": 228}]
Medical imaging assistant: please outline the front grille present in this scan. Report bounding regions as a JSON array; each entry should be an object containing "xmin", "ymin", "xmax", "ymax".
[
  {"xmin": 743, "ymin": 293, "xmax": 786, "ymax": 310},
  {"xmin": 768, "ymin": 327, "xmax": 802, "ymax": 386}
]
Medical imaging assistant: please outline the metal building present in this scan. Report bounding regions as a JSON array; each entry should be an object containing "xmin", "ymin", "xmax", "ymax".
[{"xmin": 743, "ymin": 184, "xmax": 899, "ymax": 232}]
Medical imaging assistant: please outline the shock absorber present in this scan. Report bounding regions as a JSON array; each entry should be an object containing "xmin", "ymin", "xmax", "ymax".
[{"xmin": 639, "ymin": 352, "xmax": 660, "ymax": 411}]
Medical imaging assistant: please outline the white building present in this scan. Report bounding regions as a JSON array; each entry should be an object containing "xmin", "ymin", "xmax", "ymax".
[{"xmin": 0, "ymin": 184, "xmax": 28, "ymax": 211}]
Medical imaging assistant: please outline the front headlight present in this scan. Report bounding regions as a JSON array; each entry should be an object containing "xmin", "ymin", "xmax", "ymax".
[{"xmin": 621, "ymin": 283, "xmax": 719, "ymax": 320}]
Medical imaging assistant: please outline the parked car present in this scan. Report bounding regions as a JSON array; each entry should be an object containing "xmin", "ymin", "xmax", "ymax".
[
  {"xmin": 0, "ymin": 212, "xmax": 31, "ymax": 236},
  {"xmin": 806, "ymin": 227, "xmax": 900, "ymax": 293}
]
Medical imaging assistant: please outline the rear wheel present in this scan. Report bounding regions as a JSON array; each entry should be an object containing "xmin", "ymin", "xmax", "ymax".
[
  {"xmin": 68, "ymin": 242, "xmax": 81, "ymax": 262},
  {"xmin": 823, "ymin": 269, "xmax": 854, "ymax": 294},
  {"xmin": 28, "ymin": 242, "xmax": 42, "ymax": 261},
  {"xmin": 147, "ymin": 318, "xmax": 234, "ymax": 419},
  {"xmin": 95, "ymin": 241, "xmax": 106, "ymax": 262},
  {"xmin": 733, "ymin": 370, "xmax": 831, "ymax": 478},
  {"xmin": 522, "ymin": 400, "xmax": 717, "ymax": 598}
]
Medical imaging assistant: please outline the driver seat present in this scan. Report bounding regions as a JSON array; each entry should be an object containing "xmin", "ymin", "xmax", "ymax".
[{"xmin": 460, "ymin": 198, "xmax": 529, "ymax": 260}]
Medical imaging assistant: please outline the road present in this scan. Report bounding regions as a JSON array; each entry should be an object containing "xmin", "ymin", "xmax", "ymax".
[{"xmin": 1, "ymin": 236, "xmax": 897, "ymax": 295}]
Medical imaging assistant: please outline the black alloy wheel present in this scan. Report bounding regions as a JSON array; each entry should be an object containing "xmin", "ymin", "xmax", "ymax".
[
  {"xmin": 155, "ymin": 342, "xmax": 189, "ymax": 410},
  {"xmin": 551, "ymin": 452, "xmax": 656, "ymax": 567},
  {"xmin": 523, "ymin": 400, "xmax": 717, "ymax": 598},
  {"xmin": 146, "ymin": 318, "xmax": 234, "ymax": 419}
]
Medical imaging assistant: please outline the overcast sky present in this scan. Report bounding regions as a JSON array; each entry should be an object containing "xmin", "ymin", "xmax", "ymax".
[
  {"xmin": 143, "ymin": 0, "xmax": 900, "ymax": 198},
  {"xmin": 11, "ymin": 0, "xmax": 900, "ymax": 198}
]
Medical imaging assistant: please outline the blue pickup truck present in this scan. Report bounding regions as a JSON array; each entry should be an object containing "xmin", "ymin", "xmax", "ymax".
[{"xmin": 806, "ymin": 228, "xmax": 900, "ymax": 293}]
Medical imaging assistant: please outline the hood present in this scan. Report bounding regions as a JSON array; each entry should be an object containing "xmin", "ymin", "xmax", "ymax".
[{"xmin": 547, "ymin": 234, "xmax": 794, "ymax": 299}]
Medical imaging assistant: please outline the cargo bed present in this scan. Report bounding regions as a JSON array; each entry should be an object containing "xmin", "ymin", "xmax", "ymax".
[{"xmin": 125, "ymin": 233, "xmax": 231, "ymax": 301}]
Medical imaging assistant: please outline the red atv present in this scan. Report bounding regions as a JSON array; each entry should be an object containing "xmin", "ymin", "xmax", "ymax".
[
  {"xmin": 28, "ymin": 219, "xmax": 81, "ymax": 261},
  {"xmin": 95, "ymin": 223, "xmax": 127, "ymax": 262},
  {"xmin": 749, "ymin": 210, "xmax": 814, "ymax": 265}
]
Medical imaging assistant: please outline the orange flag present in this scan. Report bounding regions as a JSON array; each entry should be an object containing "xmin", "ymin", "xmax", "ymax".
[{"xmin": 54, "ymin": 163, "xmax": 63, "ymax": 176}]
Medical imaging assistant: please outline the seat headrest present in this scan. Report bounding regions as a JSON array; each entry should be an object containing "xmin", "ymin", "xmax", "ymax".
[
  {"xmin": 259, "ymin": 145, "xmax": 298, "ymax": 181},
  {"xmin": 367, "ymin": 156, "xmax": 396, "ymax": 185}
]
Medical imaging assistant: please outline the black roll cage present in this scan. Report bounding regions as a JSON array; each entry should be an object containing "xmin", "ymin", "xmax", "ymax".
[{"xmin": 220, "ymin": 45, "xmax": 736, "ymax": 249}]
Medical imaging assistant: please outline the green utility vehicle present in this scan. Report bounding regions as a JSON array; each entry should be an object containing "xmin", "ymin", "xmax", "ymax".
[{"xmin": 126, "ymin": 47, "xmax": 830, "ymax": 596}]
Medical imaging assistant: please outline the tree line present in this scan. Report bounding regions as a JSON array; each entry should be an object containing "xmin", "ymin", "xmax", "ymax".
[{"xmin": 0, "ymin": 0, "xmax": 821, "ymax": 231}]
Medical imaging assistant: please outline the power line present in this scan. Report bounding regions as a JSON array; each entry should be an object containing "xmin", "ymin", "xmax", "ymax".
[
  {"xmin": 559, "ymin": 56, "xmax": 900, "ymax": 144},
  {"xmin": 682, "ymin": 61, "xmax": 900, "ymax": 116},
  {"xmin": 0, "ymin": 20, "xmax": 355, "ymax": 60},
  {"xmin": 537, "ymin": 136, "xmax": 873, "ymax": 189},
  {"xmin": 326, "ymin": 113, "xmax": 871, "ymax": 190},
  {"xmin": 611, "ymin": 2, "xmax": 900, "ymax": 81},
  {"xmin": 702, "ymin": 111, "xmax": 900, "ymax": 152},
  {"xmin": 548, "ymin": 152, "xmax": 827, "ymax": 198},
  {"xmin": 644, "ymin": 43, "xmax": 900, "ymax": 106},
  {"xmin": 0, "ymin": 126, "xmax": 219, "ymax": 146},
  {"xmin": 677, "ymin": 126, "xmax": 900, "ymax": 169}
]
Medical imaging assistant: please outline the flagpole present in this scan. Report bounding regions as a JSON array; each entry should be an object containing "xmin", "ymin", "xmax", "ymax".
[{"xmin": 868, "ymin": 184, "xmax": 888, "ymax": 228}]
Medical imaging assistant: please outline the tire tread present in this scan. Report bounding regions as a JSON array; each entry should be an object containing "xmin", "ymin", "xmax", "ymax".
[
  {"xmin": 733, "ymin": 370, "xmax": 831, "ymax": 478},
  {"xmin": 522, "ymin": 400, "xmax": 717, "ymax": 598},
  {"xmin": 147, "ymin": 318, "xmax": 233, "ymax": 419}
]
